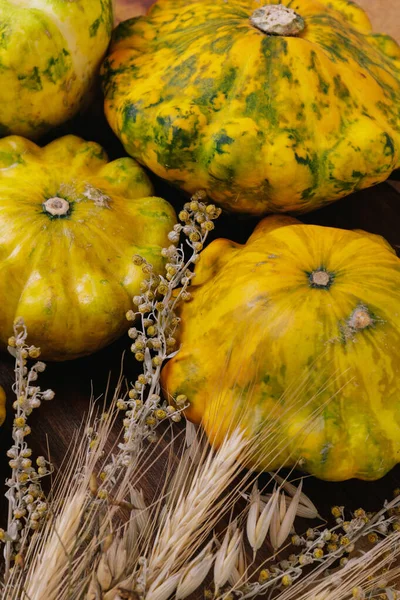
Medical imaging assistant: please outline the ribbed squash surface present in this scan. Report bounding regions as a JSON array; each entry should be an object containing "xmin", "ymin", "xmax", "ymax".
[
  {"xmin": 103, "ymin": 0, "xmax": 400, "ymax": 215},
  {"xmin": 0, "ymin": 135, "xmax": 176, "ymax": 360},
  {"xmin": 161, "ymin": 216, "xmax": 400, "ymax": 481}
]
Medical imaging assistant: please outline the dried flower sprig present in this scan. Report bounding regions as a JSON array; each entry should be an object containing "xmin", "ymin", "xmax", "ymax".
[
  {"xmin": 123, "ymin": 190, "xmax": 221, "ymax": 443},
  {"xmin": 2, "ymin": 381, "xmax": 125, "ymax": 599},
  {"xmin": 2, "ymin": 318, "xmax": 54, "ymax": 581},
  {"xmin": 1, "ymin": 194, "xmax": 221, "ymax": 594},
  {"xmin": 277, "ymin": 530, "xmax": 400, "ymax": 600},
  {"xmin": 94, "ymin": 192, "xmax": 221, "ymax": 496}
]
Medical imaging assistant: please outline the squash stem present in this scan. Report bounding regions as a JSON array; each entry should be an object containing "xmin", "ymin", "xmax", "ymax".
[{"xmin": 250, "ymin": 4, "xmax": 305, "ymax": 36}]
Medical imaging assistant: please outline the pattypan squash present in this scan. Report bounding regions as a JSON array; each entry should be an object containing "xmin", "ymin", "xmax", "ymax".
[
  {"xmin": 0, "ymin": 0, "xmax": 113, "ymax": 139},
  {"xmin": 0, "ymin": 135, "xmax": 176, "ymax": 360},
  {"xmin": 162, "ymin": 215, "xmax": 400, "ymax": 481},
  {"xmin": 103, "ymin": 0, "xmax": 400, "ymax": 215}
]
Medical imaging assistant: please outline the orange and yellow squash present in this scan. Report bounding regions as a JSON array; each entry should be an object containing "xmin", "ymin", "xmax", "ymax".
[
  {"xmin": 0, "ymin": 0, "xmax": 113, "ymax": 139},
  {"xmin": 162, "ymin": 216, "xmax": 400, "ymax": 481},
  {"xmin": 0, "ymin": 135, "xmax": 176, "ymax": 360},
  {"xmin": 103, "ymin": 0, "xmax": 400, "ymax": 215}
]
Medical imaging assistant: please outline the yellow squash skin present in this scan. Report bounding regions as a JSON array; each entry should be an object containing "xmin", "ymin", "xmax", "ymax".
[
  {"xmin": 0, "ymin": 386, "xmax": 5, "ymax": 426},
  {"xmin": 161, "ymin": 216, "xmax": 400, "ymax": 481},
  {"xmin": 0, "ymin": 135, "xmax": 177, "ymax": 361},
  {"xmin": 102, "ymin": 0, "xmax": 400, "ymax": 215},
  {"xmin": 0, "ymin": 0, "xmax": 113, "ymax": 139}
]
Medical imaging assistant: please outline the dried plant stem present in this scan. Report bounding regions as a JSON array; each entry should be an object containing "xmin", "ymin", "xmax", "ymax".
[
  {"xmin": 285, "ymin": 532, "xmax": 400, "ymax": 600},
  {"xmin": 94, "ymin": 194, "xmax": 221, "ymax": 509},
  {"xmin": 2, "ymin": 320, "xmax": 54, "ymax": 582}
]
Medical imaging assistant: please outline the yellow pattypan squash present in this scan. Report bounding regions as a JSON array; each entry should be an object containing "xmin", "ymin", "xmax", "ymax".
[
  {"xmin": 162, "ymin": 216, "xmax": 400, "ymax": 481},
  {"xmin": 0, "ymin": 135, "xmax": 176, "ymax": 361},
  {"xmin": 103, "ymin": 0, "xmax": 400, "ymax": 215},
  {"xmin": 0, "ymin": 0, "xmax": 113, "ymax": 139}
]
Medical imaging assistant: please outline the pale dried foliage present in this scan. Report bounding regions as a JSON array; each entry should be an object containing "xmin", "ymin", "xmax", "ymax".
[
  {"xmin": 2, "ymin": 391, "xmax": 121, "ymax": 599},
  {"xmin": 1, "ymin": 388, "xmax": 400, "ymax": 600},
  {"xmin": 146, "ymin": 429, "xmax": 246, "ymax": 585},
  {"xmin": 1, "ymin": 398, "xmax": 247, "ymax": 599},
  {"xmin": 25, "ymin": 493, "xmax": 87, "ymax": 600},
  {"xmin": 1, "ymin": 199, "xmax": 400, "ymax": 599}
]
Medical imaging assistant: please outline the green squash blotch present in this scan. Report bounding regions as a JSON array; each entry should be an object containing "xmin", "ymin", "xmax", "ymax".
[
  {"xmin": 333, "ymin": 74, "xmax": 350, "ymax": 99},
  {"xmin": 383, "ymin": 132, "xmax": 395, "ymax": 157},
  {"xmin": 213, "ymin": 132, "xmax": 235, "ymax": 155},
  {"xmin": 89, "ymin": 17, "xmax": 102, "ymax": 38},
  {"xmin": 18, "ymin": 67, "xmax": 43, "ymax": 92}
]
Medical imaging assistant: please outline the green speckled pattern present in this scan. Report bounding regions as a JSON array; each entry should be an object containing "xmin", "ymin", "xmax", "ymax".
[
  {"xmin": 161, "ymin": 215, "xmax": 400, "ymax": 480},
  {"xmin": 0, "ymin": 0, "xmax": 113, "ymax": 138},
  {"xmin": 103, "ymin": 0, "xmax": 400, "ymax": 214}
]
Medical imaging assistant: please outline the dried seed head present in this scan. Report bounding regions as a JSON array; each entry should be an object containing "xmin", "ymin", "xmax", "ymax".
[{"xmin": 126, "ymin": 310, "xmax": 136, "ymax": 322}]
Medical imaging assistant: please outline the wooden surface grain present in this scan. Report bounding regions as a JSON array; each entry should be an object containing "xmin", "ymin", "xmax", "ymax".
[{"xmin": 1, "ymin": 0, "xmax": 400, "ymax": 564}]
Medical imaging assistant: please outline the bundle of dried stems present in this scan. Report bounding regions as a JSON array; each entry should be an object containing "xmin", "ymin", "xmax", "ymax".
[{"xmin": 0, "ymin": 195, "xmax": 400, "ymax": 600}]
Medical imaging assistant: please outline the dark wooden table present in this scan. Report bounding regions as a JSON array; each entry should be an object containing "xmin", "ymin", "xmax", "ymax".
[{"xmin": 1, "ymin": 101, "xmax": 400, "ymax": 526}]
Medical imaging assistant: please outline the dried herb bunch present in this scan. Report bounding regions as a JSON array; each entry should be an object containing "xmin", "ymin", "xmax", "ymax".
[
  {"xmin": 72, "ymin": 193, "xmax": 223, "ymax": 515},
  {"xmin": 0, "ymin": 195, "xmax": 400, "ymax": 600}
]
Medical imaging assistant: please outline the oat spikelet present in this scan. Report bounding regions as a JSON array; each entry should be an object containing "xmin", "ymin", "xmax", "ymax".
[
  {"xmin": 214, "ymin": 523, "xmax": 243, "ymax": 594},
  {"xmin": 247, "ymin": 484, "xmax": 279, "ymax": 557},
  {"xmin": 269, "ymin": 473, "xmax": 320, "ymax": 519},
  {"xmin": 175, "ymin": 541, "xmax": 214, "ymax": 599}
]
